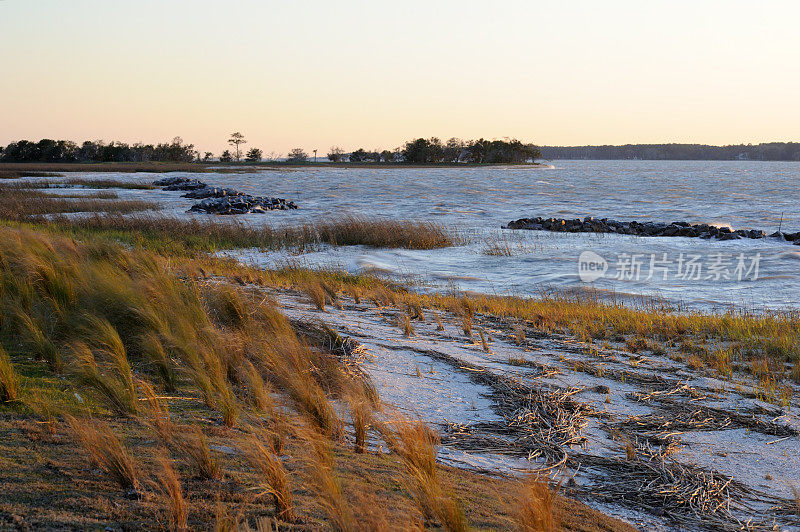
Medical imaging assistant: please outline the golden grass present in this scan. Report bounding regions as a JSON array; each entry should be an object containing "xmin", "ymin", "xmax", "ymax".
[
  {"xmin": 65, "ymin": 414, "xmax": 140, "ymax": 493},
  {"xmin": 348, "ymin": 399, "xmax": 371, "ymax": 454},
  {"xmin": 155, "ymin": 455, "xmax": 189, "ymax": 532},
  {"xmin": 379, "ymin": 416, "xmax": 467, "ymax": 531},
  {"xmin": 242, "ymin": 433, "xmax": 294, "ymax": 522},
  {"xmin": 399, "ymin": 314, "xmax": 414, "ymax": 337},
  {"xmin": 0, "ymin": 187, "xmax": 157, "ymax": 219},
  {"xmin": 0, "ymin": 345, "xmax": 20, "ymax": 402},
  {"xmin": 513, "ymin": 475, "xmax": 558, "ymax": 532},
  {"xmin": 11, "ymin": 213, "xmax": 456, "ymax": 257},
  {"xmin": 174, "ymin": 426, "xmax": 222, "ymax": 480},
  {"xmin": 305, "ymin": 436, "xmax": 357, "ymax": 532},
  {"xmin": 305, "ymin": 281, "xmax": 327, "ymax": 311}
]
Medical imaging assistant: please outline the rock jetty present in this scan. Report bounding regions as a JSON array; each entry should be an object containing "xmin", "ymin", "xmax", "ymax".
[
  {"xmin": 504, "ymin": 216, "xmax": 800, "ymax": 243},
  {"xmin": 153, "ymin": 176, "xmax": 297, "ymax": 214}
]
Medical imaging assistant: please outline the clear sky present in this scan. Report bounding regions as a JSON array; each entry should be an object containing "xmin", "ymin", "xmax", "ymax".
[{"xmin": 2, "ymin": 0, "xmax": 799, "ymax": 155}]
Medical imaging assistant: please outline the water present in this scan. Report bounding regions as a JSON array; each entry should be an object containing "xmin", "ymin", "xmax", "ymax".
[{"xmin": 73, "ymin": 160, "xmax": 800, "ymax": 311}]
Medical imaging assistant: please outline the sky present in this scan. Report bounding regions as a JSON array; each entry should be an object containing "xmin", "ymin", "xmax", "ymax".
[{"xmin": 2, "ymin": 0, "xmax": 800, "ymax": 155}]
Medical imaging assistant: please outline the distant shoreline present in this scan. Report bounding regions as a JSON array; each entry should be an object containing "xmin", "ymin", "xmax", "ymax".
[{"xmin": 0, "ymin": 161, "xmax": 549, "ymax": 173}]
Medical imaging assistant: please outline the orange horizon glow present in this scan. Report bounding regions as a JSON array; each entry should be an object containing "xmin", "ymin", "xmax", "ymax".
[{"xmin": 2, "ymin": 0, "xmax": 799, "ymax": 156}]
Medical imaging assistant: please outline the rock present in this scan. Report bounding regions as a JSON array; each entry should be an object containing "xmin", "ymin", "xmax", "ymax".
[
  {"xmin": 182, "ymin": 187, "xmax": 243, "ymax": 199},
  {"xmin": 188, "ymin": 194, "xmax": 297, "ymax": 215},
  {"xmin": 504, "ymin": 215, "xmax": 786, "ymax": 244},
  {"xmin": 164, "ymin": 179, "xmax": 208, "ymax": 191},
  {"xmin": 153, "ymin": 176, "xmax": 298, "ymax": 213}
]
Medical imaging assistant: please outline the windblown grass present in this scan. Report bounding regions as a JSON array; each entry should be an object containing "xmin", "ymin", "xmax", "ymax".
[
  {"xmin": 14, "ymin": 213, "xmax": 456, "ymax": 254},
  {"xmin": 0, "ymin": 345, "xmax": 21, "ymax": 402},
  {"xmin": 5, "ymin": 178, "xmax": 155, "ymax": 190},
  {"xmin": 174, "ymin": 426, "xmax": 222, "ymax": 480},
  {"xmin": 242, "ymin": 433, "xmax": 294, "ymax": 522},
  {"xmin": 514, "ymin": 475, "xmax": 558, "ymax": 531},
  {"xmin": 379, "ymin": 416, "xmax": 467, "ymax": 531},
  {"xmin": 155, "ymin": 455, "xmax": 189, "ymax": 532},
  {"xmin": 65, "ymin": 414, "xmax": 140, "ymax": 493},
  {"xmin": 0, "ymin": 188, "xmax": 157, "ymax": 218}
]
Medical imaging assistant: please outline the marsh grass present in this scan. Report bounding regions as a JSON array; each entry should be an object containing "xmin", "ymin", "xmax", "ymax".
[
  {"xmin": 305, "ymin": 436, "xmax": 357, "ymax": 532},
  {"xmin": 0, "ymin": 170, "xmax": 63, "ymax": 178},
  {"xmin": 20, "ymin": 213, "xmax": 456, "ymax": 255},
  {"xmin": 305, "ymin": 281, "xmax": 327, "ymax": 311},
  {"xmin": 242, "ymin": 433, "xmax": 294, "ymax": 522},
  {"xmin": 399, "ymin": 314, "xmax": 414, "ymax": 337},
  {"xmin": 0, "ymin": 346, "xmax": 21, "ymax": 402},
  {"xmin": 65, "ymin": 414, "xmax": 140, "ymax": 493},
  {"xmin": 2, "ymin": 178, "xmax": 153, "ymax": 190},
  {"xmin": 348, "ymin": 398, "xmax": 371, "ymax": 454},
  {"xmin": 0, "ymin": 187, "xmax": 157, "ymax": 218},
  {"xmin": 514, "ymin": 475, "xmax": 558, "ymax": 532},
  {"xmin": 174, "ymin": 426, "xmax": 222, "ymax": 480},
  {"xmin": 155, "ymin": 455, "xmax": 189, "ymax": 532},
  {"xmin": 379, "ymin": 416, "xmax": 467, "ymax": 531}
]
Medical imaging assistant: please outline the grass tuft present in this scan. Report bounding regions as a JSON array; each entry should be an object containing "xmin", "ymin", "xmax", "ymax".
[
  {"xmin": 0, "ymin": 345, "xmax": 20, "ymax": 402},
  {"xmin": 155, "ymin": 455, "xmax": 189, "ymax": 532},
  {"xmin": 242, "ymin": 433, "xmax": 294, "ymax": 522},
  {"xmin": 514, "ymin": 475, "xmax": 558, "ymax": 532},
  {"xmin": 65, "ymin": 414, "xmax": 140, "ymax": 493}
]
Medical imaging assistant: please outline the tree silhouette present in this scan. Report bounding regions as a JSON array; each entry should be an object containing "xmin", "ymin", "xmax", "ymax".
[{"xmin": 227, "ymin": 132, "xmax": 247, "ymax": 162}]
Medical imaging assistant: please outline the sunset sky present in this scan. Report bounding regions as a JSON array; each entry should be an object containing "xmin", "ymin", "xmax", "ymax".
[{"xmin": 2, "ymin": 0, "xmax": 799, "ymax": 155}]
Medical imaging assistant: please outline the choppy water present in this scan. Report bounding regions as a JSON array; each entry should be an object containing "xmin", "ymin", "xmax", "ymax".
[{"xmin": 73, "ymin": 160, "xmax": 800, "ymax": 311}]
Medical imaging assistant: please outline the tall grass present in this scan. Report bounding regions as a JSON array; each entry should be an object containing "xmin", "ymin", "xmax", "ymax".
[
  {"xmin": 174, "ymin": 426, "xmax": 222, "ymax": 480},
  {"xmin": 378, "ymin": 416, "xmax": 467, "ymax": 531},
  {"xmin": 65, "ymin": 414, "xmax": 140, "ymax": 493},
  {"xmin": 305, "ymin": 436, "xmax": 356, "ymax": 532},
  {"xmin": 0, "ymin": 187, "xmax": 157, "ymax": 218},
  {"xmin": 242, "ymin": 433, "xmax": 294, "ymax": 522},
  {"xmin": 155, "ymin": 455, "xmax": 189, "ymax": 532},
  {"xmin": 514, "ymin": 475, "xmax": 558, "ymax": 532},
  {"xmin": 0, "ymin": 345, "xmax": 20, "ymax": 402},
  {"xmin": 14, "ymin": 213, "xmax": 456, "ymax": 254}
]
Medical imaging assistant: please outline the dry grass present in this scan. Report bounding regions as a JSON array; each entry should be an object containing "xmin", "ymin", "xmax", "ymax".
[
  {"xmin": 348, "ymin": 399, "xmax": 371, "ymax": 454},
  {"xmin": 65, "ymin": 414, "xmax": 140, "ymax": 493},
  {"xmin": 461, "ymin": 313, "xmax": 473, "ymax": 339},
  {"xmin": 513, "ymin": 475, "xmax": 558, "ymax": 532},
  {"xmin": 0, "ymin": 186, "xmax": 157, "ymax": 219},
  {"xmin": 399, "ymin": 314, "xmax": 414, "ymax": 337},
  {"xmin": 16, "ymin": 213, "xmax": 456, "ymax": 255},
  {"xmin": 513, "ymin": 322, "xmax": 526, "ymax": 346},
  {"xmin": 155, "ymin": 455, "xmax": 189, "ymax": 532},
  {"xmin": 2, "ymin": 178, "xmax": 154, "ymax": 190},
  {"xmin": 478, "ymin": 328, "xmax": 490, "ymax": 352},
  {"xmin": 0, "ymin": 345, "xmax": 20, "ymax": 402},
  {"xmin": 304, "ymin": 436, "xmax": 357, "ymax": 532},
  {"xmin": 314, "ymin": 216, "xmax": 455, "ymax": 249},
  {"xmin": 242, "ymin": 433, "xmax": 294, "ymax": 522},
  {"xmin": 305, "ymin": 281, "xmax": 327, "ymax": 311},
  {"xmin": 174, "ymin": 426, "xmax": 223, "ymax": 480},
  {"xmin": 379, "ymin": 416, "xmax": 467, "ymax": 531}
]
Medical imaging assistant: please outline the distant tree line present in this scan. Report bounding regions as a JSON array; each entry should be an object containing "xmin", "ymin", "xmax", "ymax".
[
  {"xmin": 328, "ymin": 137, "xmax": 541, "ymax": 164},
  {"xmin": 539, "ymin": 143, "xmax": 800, "ymax": 161},
  {"xmin": 0, "ymin": 135, "xmax": 542, "ymax": 165},
  {"xmin": 0, "ymin": 137, "xmax": 197, "ymax": 163}
]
